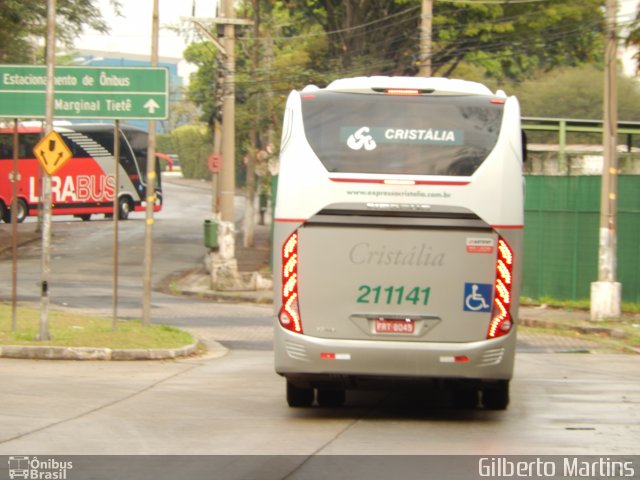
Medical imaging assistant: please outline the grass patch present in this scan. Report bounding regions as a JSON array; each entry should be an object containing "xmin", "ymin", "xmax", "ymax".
[{"xmin": 0, "ymin": 304, "xmax": 194, "ymax": 350}]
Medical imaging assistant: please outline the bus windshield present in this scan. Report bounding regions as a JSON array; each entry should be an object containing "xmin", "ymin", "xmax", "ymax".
[{"xmin": 300, "ymin": 91, "xmax": 504, "ymax": 177}]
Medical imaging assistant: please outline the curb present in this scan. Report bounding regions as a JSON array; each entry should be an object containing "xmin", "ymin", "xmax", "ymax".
[
  {"xmin": 0, "ymin": 341, "xmax": 200, "ymax": 361},
  {"xmin": 177, "ymin": 288, "xmax": 273, "ymax": 305},
  {"xmin": 519, "ymin": 317, "xmax": 628, "ymax": 339},
  {"xmin": 520, "ymin": 317, "xmax": 640, "ymax": 354}
]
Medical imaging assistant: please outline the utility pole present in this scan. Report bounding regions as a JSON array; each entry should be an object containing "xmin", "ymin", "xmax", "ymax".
[
  {"xmin": 187, "ymin": 3, "xmax": 253, "ymax": 290},
  {"xmin": 418, "ymin": 0, "xmax": 432, "ymax": 76},
  {"xmin": 207, "ymin": 0, "xmax": 241, "ymax": 289},
  {"xmin": 591, "ymin": 0, "xmax": 621, "ymax": 321},
  {"xmin": 220, "ymin": 0, "xmax": 236, "ymax": 225},
  {"xmin": 39, "ymin": 0, "xmax": 56, "ymax": 341},
  {"xmin": 184, "ymin": 18, "xmax": 224, "ymax": 216},
  {"xmin": 244, "ymin": 0, "xmax": 260, "ymax": 249},
  {"xmin": 142, "ymin": 0, "xmax": 159, "ymax": 326}
]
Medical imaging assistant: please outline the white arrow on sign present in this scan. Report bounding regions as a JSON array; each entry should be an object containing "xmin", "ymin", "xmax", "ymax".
[{"xmin": 144, "ymin": 99, "xmax": 160, "ymax": 114}]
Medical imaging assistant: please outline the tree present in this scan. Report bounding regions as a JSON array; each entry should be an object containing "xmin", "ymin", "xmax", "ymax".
[
  {"xmin": 0, "ymin": 0, "xmax": 120, "ymax": 64},
  {"xmin": 432, "ymin": 0, "xmax": 605, "ymax": 80},
  {"xmin": 184, "ymin": 1, "xmax": 327, "ymax": 164},
  {"xmin": 625, "ymin": 5, "xmax": 640, "ymax": 74},
  {"xmin": 511, "ymin": 65, "xmax": 640, "ymax": 146},
  {"xmin": 285, "ymin": 0, "xmax": 605, "ymax": 81},
  {"xmin": 514, "ymin": 65, "xmax": 640, "ymax": 122},
  {"xmin": 287, "ymin": 0, "xmax": 420, "ymax": 75}
]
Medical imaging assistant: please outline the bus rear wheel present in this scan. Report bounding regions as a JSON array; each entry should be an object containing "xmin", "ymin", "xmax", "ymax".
[
  {"xmin": 118, "ymin": 197, "xmax": 132, "ymax": 220},
  {"xmin": 4, "ymin": 199, "xmax": 28, "ymax": 223},
  {"xmin": 482, "ymin": 381, "xmax": 510, "ymax": 410},
  {"xmin": 317, "ymin": 389, "xmax": 346, "ymax": 407},
  {"xmin": 286, "ymin": 381, "xmax": 314, "ymax": 408}
]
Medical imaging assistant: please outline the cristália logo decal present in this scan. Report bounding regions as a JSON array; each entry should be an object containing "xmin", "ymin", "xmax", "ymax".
[{"xmin": 347, "ymin": 126, "xmax": 377, "ymax": 151}]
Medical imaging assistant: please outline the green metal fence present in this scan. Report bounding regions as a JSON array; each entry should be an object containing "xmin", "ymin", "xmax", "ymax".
[{"xmin": 523, "ymin": 175, "xmax": 640, "ymax": 303}]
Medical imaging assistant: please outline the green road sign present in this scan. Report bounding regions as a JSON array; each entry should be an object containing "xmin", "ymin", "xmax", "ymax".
[{"xmin": 0, "ymin": 66, "xmax": 168, "ymax": 119}]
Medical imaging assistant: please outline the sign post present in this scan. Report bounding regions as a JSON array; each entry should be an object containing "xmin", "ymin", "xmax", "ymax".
[
  {"xmin": 32, "ymin": 130, "xmax": 73, "ymax": 340},
  {"xmin": 39, "ymin": 0, "xmax": 57, "ymax": 341},
  {"xmin": 11, "ymin": 120, "xmax": 19, "ymax": 331}
]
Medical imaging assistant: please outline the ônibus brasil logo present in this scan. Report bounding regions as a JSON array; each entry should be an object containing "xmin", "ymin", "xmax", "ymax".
[{"xmin": 8, "ymin": 456, "xmax": 73, "ymax": 480}]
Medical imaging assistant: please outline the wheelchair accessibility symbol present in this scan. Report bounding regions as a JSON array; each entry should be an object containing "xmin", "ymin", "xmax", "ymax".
[{"xmin": 463, "ymin": 283, "xmax": 492, "ymax": 312}]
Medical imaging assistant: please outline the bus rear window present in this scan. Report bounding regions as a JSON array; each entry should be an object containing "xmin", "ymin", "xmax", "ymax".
[{"xmin": 300, "ymin": 91, "xmax": 504, "ymax": 176}]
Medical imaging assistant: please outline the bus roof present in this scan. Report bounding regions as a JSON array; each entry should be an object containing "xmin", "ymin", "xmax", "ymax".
[{"xmin": 310, "ymin": 76, "xmax": 499, "ymax": 97}]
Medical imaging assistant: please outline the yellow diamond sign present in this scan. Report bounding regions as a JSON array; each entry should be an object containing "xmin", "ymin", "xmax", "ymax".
[{"xmin": 33, "ymin": 131, "xmax": 73, "ymax": 176}]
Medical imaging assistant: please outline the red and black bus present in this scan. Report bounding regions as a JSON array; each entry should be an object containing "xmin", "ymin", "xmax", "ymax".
[{"xmin": 0, "ymin": 123, "xmax": 163, "ymax": 222}]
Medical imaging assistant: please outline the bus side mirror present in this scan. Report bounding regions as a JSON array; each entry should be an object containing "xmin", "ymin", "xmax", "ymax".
[{"xmin": 521, "ymin": 130, "xmax": 528, "ymax": 163}]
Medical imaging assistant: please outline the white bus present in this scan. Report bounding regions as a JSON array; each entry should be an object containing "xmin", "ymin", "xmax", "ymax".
[{"xmin": 273, "ymin": 76, "xmax": 524, "ymax": 410}]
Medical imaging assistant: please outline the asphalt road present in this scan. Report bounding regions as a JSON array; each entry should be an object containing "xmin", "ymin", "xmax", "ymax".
[{"xmin": 0, "ymin": 350, "xmax": 638, "ymax": 457}]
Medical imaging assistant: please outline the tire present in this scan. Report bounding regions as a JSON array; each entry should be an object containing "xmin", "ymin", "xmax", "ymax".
[
  {"xmin": 451, "ymin": 387, "xmax": 480, "ymax": 409},
  {"xmin": 118, "ymin": 197, "xmax": 132, "ymax": 220},
  {"xmin": 317, "ymin": 389, "xmax": 346, "ymax": 408},
  {"xmin": 286, "ymin": 381, "xmax": 314, "ymax": 408},
  {"xmin": 482, "ymin": 381, "xmax": 510, "ymax": 410},
  {"xmin": 77, "ymin": 214, "xmax": 91, "ymax": 221},
  {"xmin": 8, "ymin": 198, "xmax": 28, "ymax": 223},
  {"xmin": 0, "ymin": 202, "xmax": 8, "ymax": 223}
]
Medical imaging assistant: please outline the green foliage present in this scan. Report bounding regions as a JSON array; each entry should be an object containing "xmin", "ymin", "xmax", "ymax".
[
  {"xmin": 287, "ymin": 0, "xmax": 419, "ymax": 75},
  {"xmin": 156, "ymin": 134, "xmax": 174, "ymax": 156},
  {"xmin": 184, "ymin": 41, "xmax": 220, "ymax": 125},
  {"xmin": 625, "ymin": 5, "xmax": 640, "ymax": 74},
  {"xmin": 513, "ymin": 65, "xmax": 640, "ymax": 122},
  {"xmin": 435, "ymin": 0, "xmax": 604, "ymax": 80},
  {"xmin": 0, "ymin": 0, "xmax": 119, "ymax": 64},
  {"xmin": 166, "ymin": 125, "xmax": 212, "ymax": 180},
  {"xmin": 278, "ymin": 0, "xmax": 605, "ymax": 81}
]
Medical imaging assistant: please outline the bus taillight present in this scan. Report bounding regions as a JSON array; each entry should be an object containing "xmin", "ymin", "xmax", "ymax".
[
  {"xmin": 488, "ymin": 237, "xmax": 514, "ymax": 339},
  {"xmin": 384, "ymin": 89, "xmax": 421, "ymax": 95},
  {"xmin": 279, "ymin": 231, "xmax": 303, "ymax": 334}
]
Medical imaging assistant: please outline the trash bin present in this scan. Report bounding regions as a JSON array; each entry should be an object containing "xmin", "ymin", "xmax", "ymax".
[{"xmin": 203, "ymin": 219, "xmax": 218, "ymax": 249}]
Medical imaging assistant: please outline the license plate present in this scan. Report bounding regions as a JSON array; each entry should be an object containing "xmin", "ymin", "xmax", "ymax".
[{"xmin": 375, "ymin": 318, "xmax": 415, "ymax": 334}]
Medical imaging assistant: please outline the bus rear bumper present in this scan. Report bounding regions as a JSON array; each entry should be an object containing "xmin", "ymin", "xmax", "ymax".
[{"xmin": 274, "ymin": 327, "xmax": 516, "ymax": 389}]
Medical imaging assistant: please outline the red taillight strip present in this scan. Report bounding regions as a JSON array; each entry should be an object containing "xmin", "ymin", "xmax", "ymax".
[
  {"xmin": 329, "ymin": 177, "xmax": 470, "ymax": 186},
  {"xmin": 488, "ymin": 237, "xmax": 515, "ymax": 339},
  {"xmin": 279, "ymin": 231, "xmax": 303, "ymax": 334}
]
